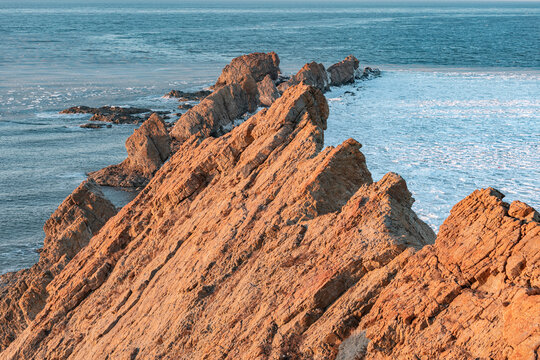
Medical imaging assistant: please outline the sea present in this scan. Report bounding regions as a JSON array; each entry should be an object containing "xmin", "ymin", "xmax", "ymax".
[{"xmin": 0, "ymin": 1, "xmax": 539, "ymax": 274}]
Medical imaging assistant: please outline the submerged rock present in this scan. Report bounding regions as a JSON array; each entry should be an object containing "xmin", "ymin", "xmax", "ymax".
[
  {"xmin": 89, "ymin": 113, "xmax": 171, "ymax": 187},
  {"xmin": 177, "ymin": 103, "xmax": 194, "ymax": 110},
  {"xmin": 357, "ymin": 66, "xmax": 381, "ymax": 80},
  {"xmin": 0, "ymin": 180, "xmax": 116, "ymax": 351},
  {"xmin": 80, "ymin": 123, "xmax": 106, "ymax": 129}
]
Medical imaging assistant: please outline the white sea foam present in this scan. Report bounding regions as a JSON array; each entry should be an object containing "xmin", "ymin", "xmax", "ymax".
[{"xmin": 325, "ymin": 70, "xmax": 540, "ymax": 230}]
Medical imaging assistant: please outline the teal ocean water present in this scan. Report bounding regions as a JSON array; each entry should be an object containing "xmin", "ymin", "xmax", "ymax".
[{"xmin": 0, "ymin": 1, "xmax": 539, "ymax": 273}]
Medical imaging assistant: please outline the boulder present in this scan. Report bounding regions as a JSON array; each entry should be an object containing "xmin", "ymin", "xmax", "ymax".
[
  {"xmin": 214, "ymin": 52, "xmax": 280, "ymax": 87},
  {"xmin": 89, "ymin": 113, "xmax": 171, "ymax": 187},
  {"xmin": 327, "ymin": 55, "xmax": 360, "ymax": 86},
  {"xmin": 278, "ymin": 61, "xmax": 329, "ymax": 93},
  {"xmin": 0, "ymin": 180, "xmax": 116, "ymax": 351}
]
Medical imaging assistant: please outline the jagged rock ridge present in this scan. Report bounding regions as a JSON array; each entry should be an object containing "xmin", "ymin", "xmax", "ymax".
[
  {"xmin": 0, "ymin": 55, "xmax": 537, "ymax": 360},
  {"xmin": 0, "ymin": 180, "xmax": 116, "ymax": 352}
]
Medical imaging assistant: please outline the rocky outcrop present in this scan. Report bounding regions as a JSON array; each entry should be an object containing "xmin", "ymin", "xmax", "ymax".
[
  {"xmin": 0, "ymin": 180, "xmax": 116, "ymax": 351},
  {"xmin": 214, "ymin": 52, "xmax": 280, "ymax": 87},
  {"xmin": 2, "ymin": 84, "xmax": 436, "ymax": 359},
  {"xmin": 2, "ymin": 56, "xmax": 536, "ymax": 360},
  {"xmin": 60, "ymin": 106, "xmax": 161, "ymax": 124},
  {"xmin": 79, "ymin": 123, "xmax": 112, "ymax": 129},
  {"xmin": 327, "ymin": 55, "xmax": 360, "ymax": 86},
  {"xmin": 164, "ymin": 89, "xmax": 212, "ymax": 101},
  {"xmin": 278, "ymin": 56, "xmax": 379, "ymax": 94},
  {"xmin": 350, "ymin": 188, "xmax": 540, "ymax": 359},
  {"xmin": 278, "ymin": 61, "xmax": 329, "ymax": 93},
  {"xmin": 357, "ymin": 66, "xmax": 381, "ymax": 80},
  {"xmin": 89, "ymin": 113, "xmax": 171, "ymax": 187},
  {"xmin": 170, "ymin": 53, "xmax": 282, "ymax": 144}
]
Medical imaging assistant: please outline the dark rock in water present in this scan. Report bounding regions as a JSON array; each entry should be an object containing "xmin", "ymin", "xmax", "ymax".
[
  {"xmin": 165, "ymin": 89, "xmax": 212, "ymax": 101},
  {"xmin": 344, "ymin": 91, "xmax": 356, "ymax": 96},
  {"xmin": 89, "ymin": 114, "xmax": 144, "ymax": 124},
  {"xmin": 178, "ymin": 103, "xmax": 194, "ymax": 110},
  {"xmin": 275, "ymin": 74, "xmax": 291, "ymax": 86},
  {"xmin": 89, "ymin": 113, "xmax": 172, "ymax": 188},
  {"xmin": 60, "ymin": 105, "xmax": 152, "ymax": 116},
  {"xmin": 278, "ymin": 62, "xmax": 329, "ymax": 93},
  {"xmin": 80, "ymin": 123, "xmax": 105, "ymax": 129},
  {"xmin": 60, "ymin": 105, "xmax": 166, "ymax": 124},
  {"xmin": 327, "ymin": 55, "xmax": 360, "ymax": 86},
  {"xmin": 357, "ymin": 67, "xmax": 381, "ymax": 80}
]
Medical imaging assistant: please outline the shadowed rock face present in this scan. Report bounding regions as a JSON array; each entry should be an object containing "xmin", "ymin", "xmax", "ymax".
[
  {"xmin": 0, "ymin": 180, "xmax": 116, "ymax": 352},
  {"xmin": 257, "ymin": 74, "xmax": 280, "ymax": 107},
  {"xmin": 89, "ymin": 113, "xmax": 171, "ymax": 188},
  {"xmin": 214, "ymin": 51, "xmax": 280, "ymax": 87}
]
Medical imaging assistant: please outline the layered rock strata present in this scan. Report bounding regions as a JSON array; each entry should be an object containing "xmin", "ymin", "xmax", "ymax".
[
  {"xmin": 278, "ymin": 62, "xmax": 330, "ymax": 93},
  {"xmin": 327, "ymin": 55, "xmax": 360, "ymax": 86},
  {"xmin": 0, "ymin": 180, "xmax": 116, "ymax": 352},
  {"xmin": 89, "ymin": 113, "xmax": 171, "ymax": 188},
  {"xmin": 2, "ymin": 84, "xmax": 438, "ymax": 359},
  {"xmin": 1, "ymin": 56, "xmax": 536, "ymax": 360},
  {"xmin": 170, "ymin": 52, "xmax": 282, "ymax": 144}
]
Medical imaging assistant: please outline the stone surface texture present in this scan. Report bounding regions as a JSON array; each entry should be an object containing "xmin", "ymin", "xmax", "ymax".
[
  {"xmin": 89, "ymin": 113, "xmax": 171, "ymax": 187},
  {"xmin": 0, "ymin": 180, "xmax": 116, "ymax": 352},
  {"xmin": 1, "ymin": 54, "xmax": 537, "ymax": 360}
]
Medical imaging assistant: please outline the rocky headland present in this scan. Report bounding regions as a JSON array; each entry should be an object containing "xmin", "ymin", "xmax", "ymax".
[{"xmin": 0, "ymin": 53, "xmax": 537, "ymax": 360}]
